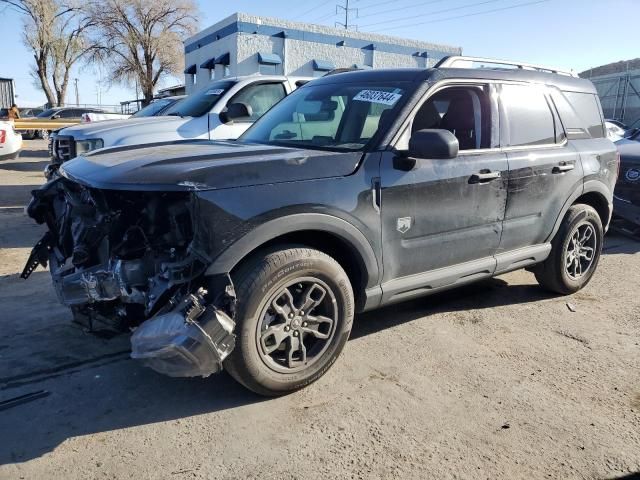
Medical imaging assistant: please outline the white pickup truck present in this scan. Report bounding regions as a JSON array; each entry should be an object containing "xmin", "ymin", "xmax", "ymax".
[{"xmin": 49, "ymin": 75, "xmax": 310, "ymax": 169}]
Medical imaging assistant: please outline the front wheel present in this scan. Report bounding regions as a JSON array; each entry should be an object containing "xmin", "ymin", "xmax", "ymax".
[
  {"xmin": 224, "ymin": 246, "xmax": 354, "ymax": 396},
  {"xmin": 534, "ymin": 204, "xmax": 603, "ymax": 295}
]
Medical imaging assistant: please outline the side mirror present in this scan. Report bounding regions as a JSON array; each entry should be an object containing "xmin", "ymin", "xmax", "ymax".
[
  {"xmin": 52, "ymin": 114, "xmax": 61, "ymax": 119},
  {"xmin": 409, "ymin": 129, "xmax": 459, "ymax": 159},
  {"xmin": 220, "ymin": 102, "xmax": 253, "ymax": 123}
]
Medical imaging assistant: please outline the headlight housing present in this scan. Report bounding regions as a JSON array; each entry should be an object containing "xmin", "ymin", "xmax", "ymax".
[{"xmin": 75, "ymin": 138, "xmax": 104, "ymax": 154}]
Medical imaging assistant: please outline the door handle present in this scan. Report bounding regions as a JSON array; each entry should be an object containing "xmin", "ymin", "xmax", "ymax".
[
  {"xmin": 552, "ymin": 163, "xmax": 575, "ymax": 174},
  {"xmin": 469, "ymin": 170, "xmax": 501, "ymax": 184}
]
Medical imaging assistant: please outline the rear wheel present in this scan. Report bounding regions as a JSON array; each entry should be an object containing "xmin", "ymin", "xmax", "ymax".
[
  {"xmin": 534, "ymin": 204, "xmax": 603, "ymax": 294},
  {"xmin": 224, "ymin": 246, "xmax": 354, "ymax": 396}
]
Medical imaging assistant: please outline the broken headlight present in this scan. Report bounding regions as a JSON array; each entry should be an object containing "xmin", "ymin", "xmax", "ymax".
[{"xmin": 76, "ymin": 138, "xmax": 104, "ymax": 154}]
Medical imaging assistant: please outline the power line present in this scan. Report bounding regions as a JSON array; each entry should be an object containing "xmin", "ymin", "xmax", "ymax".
[
  {"xmin": 357, "ymin": 0, "xmax": 447, "ymax": 19},
  {"xmin": 360, "ymin": 0, "xmax": 506, "ymax": 28},
  {"xmin": 292, "ymin": 0, "xmax": 335, "ymax": 20},
  {"xmin": 370, "ymin": 0, "xmax": 549, "ymax": 32},
  {"xmin": 312, "ymin": 11, "xmax": 337, "ymax": 22},
  {"xmin": 336, "ymin": 0, "xmax": 358, "ymax": 29},
  {"xmin": 356, "ymin": 0, "xmax": 401, "ymax": 11}
]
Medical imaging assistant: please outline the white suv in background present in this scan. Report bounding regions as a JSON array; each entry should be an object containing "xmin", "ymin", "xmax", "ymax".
[{"xmin": 48, "ymin": 75, "xmax": 311, "ymax": 173}]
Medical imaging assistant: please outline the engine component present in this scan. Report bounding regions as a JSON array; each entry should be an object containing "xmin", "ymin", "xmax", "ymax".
[{"xmin": 130, "ymin": 288, "xmax": 236, "ymax": 377}]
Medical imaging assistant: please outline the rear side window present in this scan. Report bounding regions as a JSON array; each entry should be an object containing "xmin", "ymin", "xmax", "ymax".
[
  {"xmin": 552, "ymin": 91, "xmax": 605, "ymax": 139},
  {"xmin": 501, "ymin": 84, "xmax": 556, "ymax": 146}
]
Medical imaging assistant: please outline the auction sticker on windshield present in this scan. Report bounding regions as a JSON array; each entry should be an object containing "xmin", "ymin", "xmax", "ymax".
[
  {"xmin": 206, "ymin": 88, "xmax": 225, "ymax": 95},
  {"xmin": 353, "ymin": 90, "xmax": 402, "ymax": 106}
]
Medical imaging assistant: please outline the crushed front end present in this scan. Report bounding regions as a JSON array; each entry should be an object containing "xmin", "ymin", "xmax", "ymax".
[{"xmin": 22, "ymin": 176, "xmax": 235, "ymax": 377}]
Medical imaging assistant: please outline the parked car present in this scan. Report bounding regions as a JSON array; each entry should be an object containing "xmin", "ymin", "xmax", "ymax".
[
  {"xmin": 623, "ymin": 117, "xmax": 640, "ymax": 139},
  {"xmin": 130, "ymin": 95, "xmax": 186, "ymax": 117},
  {"xmin": 613, "ymin": 134, "xmax": 640, "ymax": 230},
  {"xmin": 46, "ymin": 76, "xmax": 310, "ymax": 175},
  {"xmin": 0, "ymin": 121, "xmax": 22, "ymax": 160},
  {"xmin": 606, "ymin": 121, "xmax": 625, "ymax": 141},
  {"xmin": 15, "ymin": 107, "xmax": 44, "ymax": 139},
  {"xmin": 19, "ymin": 107, "xmax": 105, "ymax": 140},
  {"xmin": 79, "ymin": 96, "xmax": 186, "ymax": 123},
  {"xmin": 605, "ymin": 119, "xmax": 628, "ymax": 131},
  {"xmin": 23, "ymin": 56, "xmax": 617, "ymax": 396}
]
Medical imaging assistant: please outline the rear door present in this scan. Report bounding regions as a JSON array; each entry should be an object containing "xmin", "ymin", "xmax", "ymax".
[{"xmin": 498, "ymin": 83, "xmax": 583, "ymax": 252}]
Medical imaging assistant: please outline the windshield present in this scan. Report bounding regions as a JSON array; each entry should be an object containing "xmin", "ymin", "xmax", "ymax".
[
  {"xmin": 37, "ymin": 109, "xmax": 57, "ymax": 118},
  {"xmin": 240, "ymin": 81, "xmax": 408, "ymax": 151},
  {"xmin": 164, "ymin": 81, "xmax": 234, "ymax": 117},
  {"xmin": 132, "ymin": 98, "xmax": 176, "ymax": 118}
]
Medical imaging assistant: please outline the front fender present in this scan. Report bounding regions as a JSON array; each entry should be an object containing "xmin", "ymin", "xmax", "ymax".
[{"xmin": 204, "ymin": 213, "xmax": 380, "ymax": 289}]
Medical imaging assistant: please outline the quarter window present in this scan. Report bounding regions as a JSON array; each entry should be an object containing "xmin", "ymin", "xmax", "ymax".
[{"xmin": 501, "ymin": 84, "xmax": 556, "ymax": 146}]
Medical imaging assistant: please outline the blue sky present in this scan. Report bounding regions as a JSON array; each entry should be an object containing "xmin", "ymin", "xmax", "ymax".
[{"xmin": 0, "ymin": 0, "xmax": 637, "ymax": 106}]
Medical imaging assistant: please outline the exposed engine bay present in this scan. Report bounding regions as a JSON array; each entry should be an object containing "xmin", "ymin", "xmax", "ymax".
[{"xmin": 22, "ymin": 176, "xmax": 235, "ymax": 377}]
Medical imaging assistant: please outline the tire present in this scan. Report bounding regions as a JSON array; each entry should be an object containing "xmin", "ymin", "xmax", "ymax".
[
  {"xmin": 39, "ymin": 130, "xmax": 49, "ymax": 140},
  {"xmin": 534, "ymin": 204, "xmax": 603, "ymax": 295},
  {"xmin": 223, "ymin": 246, "xmax": 354, "ymax": 396}
]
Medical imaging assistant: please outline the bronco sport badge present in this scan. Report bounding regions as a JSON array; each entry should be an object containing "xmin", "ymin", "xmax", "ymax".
[{"xmin": 396, "ymin": 217, "xmax": 412, "ymax": 234}]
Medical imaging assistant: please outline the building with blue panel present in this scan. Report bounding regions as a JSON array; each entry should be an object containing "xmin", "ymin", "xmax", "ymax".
[{"xmin": 183, "ymin": 12, "xmax": 462, "ymax": 93}]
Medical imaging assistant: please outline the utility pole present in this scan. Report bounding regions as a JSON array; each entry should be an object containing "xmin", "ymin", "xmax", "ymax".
[
  {"xmin": 335, "ymin": 0, "xmax": 357, "ymax": 30},
  {"xmin": 74, "ymin": 78, "xmax": 79, "ymax": 106}
]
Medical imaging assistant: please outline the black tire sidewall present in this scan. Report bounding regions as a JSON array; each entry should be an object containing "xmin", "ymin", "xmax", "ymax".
[
  {"xmin": 226, "ymin": 249, "xmax": 354, "ymax": 395},
  {"xmin": 555, "ymin": 206, "xmax": 603, "ymax": 292}
]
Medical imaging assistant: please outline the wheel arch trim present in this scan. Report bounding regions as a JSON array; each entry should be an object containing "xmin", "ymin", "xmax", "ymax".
[
  {"xmin": 204, "ymin": 213, "xmax": 380, "ymax": 288},
  {"xmin": 546, "ymin": 180, "xmax": 612, "ymax": 242}
]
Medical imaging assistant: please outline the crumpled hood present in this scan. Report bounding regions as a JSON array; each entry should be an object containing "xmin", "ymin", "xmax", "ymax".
[
  {"xmin": 58, "ymin": 116, "xmax": 190, "ymax": 139},
  {"xmin": 60, "ymin": 140, "xmax": 363, "ymax": 191}
]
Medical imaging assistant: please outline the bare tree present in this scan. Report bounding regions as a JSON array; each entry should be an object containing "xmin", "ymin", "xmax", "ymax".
[
  {"xmin": 2, "ymin": 0, "xmax": 95, "ymax": 106},
  {"xmin": 88, "ymin": 0, "xmax": 198, "ymax": 105}
]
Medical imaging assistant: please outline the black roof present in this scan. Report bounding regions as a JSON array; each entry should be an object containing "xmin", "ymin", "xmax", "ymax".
[{"xmin": 313, "ymin": 66, "xmax": 596, "ymax": 93}]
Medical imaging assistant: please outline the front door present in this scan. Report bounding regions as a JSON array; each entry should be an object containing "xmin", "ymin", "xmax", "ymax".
[{"xmin": 380, "ymin": 83, "xmax": 508, "ymax": 292}]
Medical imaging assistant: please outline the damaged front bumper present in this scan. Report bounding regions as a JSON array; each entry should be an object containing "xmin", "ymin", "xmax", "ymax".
[{"xmin": 22, "ymin": 176, "xmax": 236, "ymax": 377}]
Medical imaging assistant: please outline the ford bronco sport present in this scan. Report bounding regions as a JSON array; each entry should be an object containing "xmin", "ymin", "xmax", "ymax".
[{"xmin": 23, "ymin": 56, "xmax": 617, "ymax": 396}]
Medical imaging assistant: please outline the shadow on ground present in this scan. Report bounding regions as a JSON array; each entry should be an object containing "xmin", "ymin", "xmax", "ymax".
[
  {"xmin": 0, "ymin": 226, "xmax": 637, "ymax": 465},
  {"xmin": 0, "ymin": 184, "xmax": 39, "ymax": 208},
  {"xmin": 0, "ymin": 158, "xmax": 49, "ymax": 173}
]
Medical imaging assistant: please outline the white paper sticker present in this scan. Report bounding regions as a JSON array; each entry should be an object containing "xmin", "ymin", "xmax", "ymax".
[
  {"xmin": 353, "ymin": 90, "xmax": 402, "ymax": 106},
  {"xmin": 205, "ymin": 88, "xmax": 225, "ymax": 95}
]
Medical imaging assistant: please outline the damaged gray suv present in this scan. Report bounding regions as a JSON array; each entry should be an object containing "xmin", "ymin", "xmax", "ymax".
[{"xmin": 23, "ymin": 57, "xmax": 618, "ymax": 396}]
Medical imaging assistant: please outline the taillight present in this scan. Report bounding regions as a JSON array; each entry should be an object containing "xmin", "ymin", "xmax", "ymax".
[{"xmin": 0, "ymin": 130, "xmax": 6, "ymax": 144}]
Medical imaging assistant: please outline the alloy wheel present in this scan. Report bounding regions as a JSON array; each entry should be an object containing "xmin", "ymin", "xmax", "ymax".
[
  {"xmin": 565, "ymin": 223, "xmax": 597, "ymax": 280},
  {"xmin": 256, "ymin": 278, "xmax": 338, "ymax": 374}
]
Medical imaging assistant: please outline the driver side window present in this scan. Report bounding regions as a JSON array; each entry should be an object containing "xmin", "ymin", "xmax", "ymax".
[
  {"xmin": 228, "ymin": 83, "xmax": 286, "ymax": 122},
  {"xmin": 399, "ymin": 84, "xmax": 493, "ymax": 151}
]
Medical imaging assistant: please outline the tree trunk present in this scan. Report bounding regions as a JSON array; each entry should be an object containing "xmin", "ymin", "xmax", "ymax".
[
  {"xmin": 34, "ymin": 54, "xmax": 56, "ymax": 107},
  {"xmin": 57, "ymin": 69, "xmax": 70, "ymax": 106}
]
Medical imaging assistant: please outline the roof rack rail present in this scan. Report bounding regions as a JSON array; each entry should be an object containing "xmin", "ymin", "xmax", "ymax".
[{"xmin": 435, "ymin": 56, "xmax": 577, "ymax": 77}]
